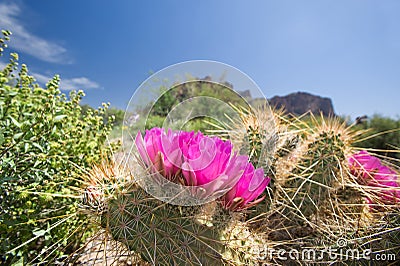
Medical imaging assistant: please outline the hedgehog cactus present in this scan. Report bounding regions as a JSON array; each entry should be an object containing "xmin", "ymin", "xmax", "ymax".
[
  {"xmin": 252, "ymin": 116, "xmax": 370, "ymax": 257},
  {"xmin": 103, "ymin": 186, "xmax": 225, "ymax": 265},
  {"xmin": 285, "ymin": 128, "xmax": 347, "ymax": 218},
  {"xmin": 87, "ymin": 128, "xmax": 271, "ymax": 265},
  {"xmin": 101, "ymin": 185, "xmax": 271, "ymax": 265}
]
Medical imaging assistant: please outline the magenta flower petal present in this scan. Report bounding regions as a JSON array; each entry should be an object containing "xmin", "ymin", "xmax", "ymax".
[
  {"xmin": 373, "ymin": 166, "xmax": 397, "ymax": 185},
  {"xmin": 135, "ymin": 131, "xmax": 150, "ymax": 166},
  {"xmin": 220, "ymin": 160, "xmax": 270, "ymax": 211},
  {"xmin": 348, "ymin": 150, "xmax": 400, "ymax": 206},
  {"xmin": 348, "ymin": 150, "xmax": 382, "ymax": 178},
  {"xmin": 182, "ymin": 161, "xmax": 197, "ymax": 186},
  {"xmin": 143, "ymin": 128, "xmax": 164, "ymax": 163},
  {"xmin": 372, "ymin": 165, "xmax": 399, "ymax": 203},
  {"xmin": 243, "ymin": 169, "xmax": 271, "ymax": 205}
]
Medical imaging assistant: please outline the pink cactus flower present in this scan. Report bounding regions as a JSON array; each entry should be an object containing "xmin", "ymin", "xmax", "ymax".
[
  {"xmin": 135, "ymin": 128, "xmax": 182, "ymax": 180},
  {"xmin": 181, "ymin": 133, "xmax": 232, "ymax": 186},
  {"xmin": 348, "ymin": 150, "xmax": 400, "ymax": 206},
  {"xmin": 348, "ymin": 150, "xmax": 381, "ymax": 178},
  {"xmin": 135, "ymin": 127, "xmax": 270, "ymax": 210},
  {"xmin": 220, "ymin": 162, "xmax": 271, "ymax": 211},
  {"xmin": 370, "ymin": 165, "xmax": 400, "ymax": 204}
]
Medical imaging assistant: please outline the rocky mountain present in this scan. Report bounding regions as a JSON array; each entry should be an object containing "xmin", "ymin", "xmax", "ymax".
[
  {"xmin": 267, "ymin": 92, "xmax": 335, "ymax": 116},
  {"xmin": 195, "ymin": 77, "xmax": 335, "ymax": 116}
]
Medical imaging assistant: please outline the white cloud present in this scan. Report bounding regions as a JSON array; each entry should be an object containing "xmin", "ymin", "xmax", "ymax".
[
  {"xmin": 61, "ymin": 77, "xmax": 100, "ymax": 91},
  {"xmin": 32, "ymin": 72, "xmax": 100, "ymax": 91},
  {"xmin": 0, "ymin": 2, "xmax": 70, "ymax": 63},
  {"xmin": 32, "ymin": 72, "xmax": 52, "ymax": 84}
]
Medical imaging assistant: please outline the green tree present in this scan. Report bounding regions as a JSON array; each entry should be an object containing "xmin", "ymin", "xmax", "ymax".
[
  {"xmin": 356, "ymin": 115, "xmax": 400, "ymax": 161},
  {"xmin": 144, "ymin": 80, "xmax": 249, "ymax": 132},
  {"xmin": 104, "ymin": 107, "xmax": 125, "ymax": 127}
]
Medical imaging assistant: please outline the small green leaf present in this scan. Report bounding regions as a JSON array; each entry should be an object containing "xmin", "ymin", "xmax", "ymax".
[
  {"xmin": 0, "ymin": 131, "xmax": 4, "ymax": 146},
  {"xmin": 31, "ymin": 142, "xmax": 44, "ymax": 152},
  {"xmin": 9, "ymin": 116, "xmax": 21, "ymax": 128},
  {"xmin": 32, "ymin": 229, "xmax": 46, "ymax": 237},
  {"xmin": 11, "ymin": 256, "xmax": 24, "ymax": 266},
  {"xmin": 24, "ymin": 142, "xmax": 29, "ymax": 153},
  {"xmin": 54, "ymin": 115, "xmax": 67, "ymax": 122},
  {"xmin": 13, "ymin": 132, "xmax": 23, "ymax": 140}
]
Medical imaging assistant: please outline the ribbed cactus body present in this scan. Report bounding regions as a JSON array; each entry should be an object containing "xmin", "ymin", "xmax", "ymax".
[
  {"xmin": 285, "ymin": 130, "xmax": 346, "ymax": 218},
  {"xmin": 375, "ymin": 212, "xmax": 400, "ymax": 258},
  {"xmin": 102, "ymin": 185, "xmax": 228, "ymax": 266}
]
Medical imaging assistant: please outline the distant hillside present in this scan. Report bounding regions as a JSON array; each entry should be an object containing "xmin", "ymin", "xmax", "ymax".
[
  {"xmin": 239, "ymin": 88, "xmax": 335, "ymax": 116},
  {"xmin": 178, "ymin": 78, "xmax": 336, "ymax": 116},
  {"xmin": 268, "ymin": 92, "xmax": 335, "ymax": 116}
]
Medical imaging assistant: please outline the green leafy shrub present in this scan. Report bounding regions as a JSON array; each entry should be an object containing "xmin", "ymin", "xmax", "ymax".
[
  {"xmin": 82, "ymin": 104, "xmax": 125, "ymax": 127},
  {"xmin": 0, "ymin": 30, "xmax": 117, "ymax": 265},
  {"xmin": 139, "ymin": 80, "xmax": 250, "ymax": 134},
  {"xmin": 103, "ymin": 107, "xmax": 125, "ymax": 126},
  {"xmin": 355, "ymin": 115, "xmax": 400, "ymax": 162}
]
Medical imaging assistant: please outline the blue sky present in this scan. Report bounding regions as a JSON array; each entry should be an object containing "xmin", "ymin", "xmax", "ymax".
[{"xmin": 0, "ymin": 0, "xmax": 399, "ymax": 118}]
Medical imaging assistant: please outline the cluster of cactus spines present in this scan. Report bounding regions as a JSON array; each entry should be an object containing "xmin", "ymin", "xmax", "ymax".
[
  {"xmin": 269, "ymin": 114, "xmax": 400, "ymax": 263},
  {"xmin": 351, "ymin": 159, "xmax": 400, "ymax": 262},
  {"xmin": 79, "ymin": 159, "xmax": 129, "ymax": 216},
  {"xmin": 375, "ymin": 212, "xmax": 400, "ymax": 258},
  {"xmin": 211, "ymin": 104, "xmax": 297, "ymax": 189},
  {"xmin": 284, "ymin": 129, "xmax": 347, "ymax": 219},
  {"xmin": 281, "ymin": 117, "xmax": 377, "ymax": 255},
  {"xmin": 72, "ymin": 229, "xmax": 145, "ymax": 265},
  {"xmin": 244, "ymin": 114, "xmax": 360, "ymax": 260},
  {"xmin": 103, "ymin": 186, "xmax": 224, "ymax": 265}
]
